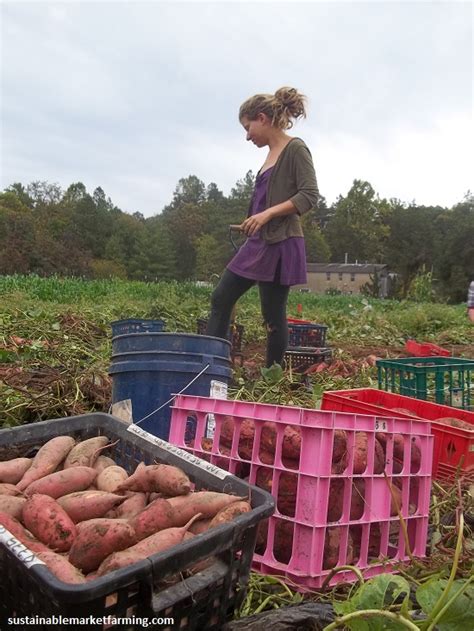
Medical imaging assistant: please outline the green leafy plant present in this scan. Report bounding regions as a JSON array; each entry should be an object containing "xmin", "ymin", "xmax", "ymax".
[{"xmin": 324, "ymin": 514, "xmax": 474, "ymax": 631}]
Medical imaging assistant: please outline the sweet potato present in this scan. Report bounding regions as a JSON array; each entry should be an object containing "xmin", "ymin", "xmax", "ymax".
[
  {"xmin": 351, "ymin": 432, "xmax": 384, "ymax": 474},
  {"xmin": 332, "ymin": 430, "xmax": 347, "ymax": 463},
  {"xmin": 436, "ymin": 417, "xmax": 473, "ymax": 430},
  {"xmin": 129, "ymin": 498, "xmax": 175, "ymax": 540},
  {"xmin": 220, "ymin": 417, "xmax": 258, "ymax": 463},
  {"xmin": 352, "ymin": 432, "xmax": 369, "ymax": 473},
  {"xmin": 209, "ymin": 501, "xmax": 251, "ymax": 527},
  {"xmin": 17, "ymin": 436, "xmax": 76, "ymax": 491},
  {"xmin": 188, "ymin": 517, "xmax": 212, "ymax": 535},
  {"xmin": 96, "ymin": 466, "xmax": 128, "ymax": 493},
  {"xmin": 0, "ymin": 511, "xmax": 50, "ymax": 553},
  {"xmin": 117, "ymin": 463, "xmax": 191, "ymax": 496},
  {"xmin": 258, "ymin": 449, "xmax": 275, "ymax": 465},
  {"xmin": 97, "ymin": 514, "xmax": 201, "ymax": 576},
  {"xmin": 36, "ymin": 551, "xmax": 86, "ymax": 584},
  {"xmin": 63, "ymin": 436, "xmax": 111, "ymax": 469},
  {"xmin": 351, "ymin": 523, "xmax": 381, "ymax": 559},
  {"xmin": 276, "ymin": 472, "xmax": 298, "ymax": 517},
  {"xmin": 408, "ymin": 438, "xmax": 422, "ymax": 473},
  {"xmin": 392, "ymin": 434, "xmax": 406, "ymax": 462},
  {"xmin": 57, "ymin": 490, "xmax": 127, "ymax": 523},
  {"xmin": 391, "ymin": 407, "xmax": 417, "ymax": 417},
  {"xmin": 93, "ymin": 456, "xmax": 117, "ymax": 474},
  {"xmin": 0, "ymin": 457, "xmax": 32, "ymax": 484},
  {"xmin": 389, "ymin": 481, "xmax": 403, "ymax": 516},
  {"xmin": 323, "ymin": 526, "xmax": 354, "ymax": 570},
  {"xmin": 198, "ymin": 438, "xmax": 250, "ymax": 477},
  {"xmin": 0, "ymin": 483, "xmax": 24, "ymax": 496},
  {"xmin": 273, "ymin": 519, "xmax": 294, "ymax": 564},
  {"xmin": 254, "ymin": 468, "xmax": 296, "ymax": 516},
  {"xmin": 148, "ymin": 492, "xmax": 163, "ymax": 502},
  {"xmin": 0, "ymin": 496, "xmax": 27, "ymax": 519},
  {"xmin": 327, "ymin": 479, "xmax": 345, "ymax": 522},
  {"xmin": 22, "ymin": 494, "xmax": 77, "ymax": 552},
  {"xmin": 107, "ymin": 492, "xmax": 148, "ymax": 520},
  {"xmin": 258, "ymin": 448, "xmax": 299, "ymax": 469},
  {"xmin": 167, "ymin": 491, "xmax": 243, "ymax": 526},
  {"xmin": 219, "ymin": 417, "xmax": 255, "ymax": 448},
  {"xmin": 68, "ymin": 519, "xmax": 136, "ymax": 572},
  {"xmin": 237, "ymin": 439, "xmax": 253, "ymax": 460},
  {"xmin": 255, "ymin": 468, "xmax": 273, "ymax": 493},
  {"xmin": 24, "ymin": 466, "xmax": 98, "ymax": 498},
  {"xmin": 282, "ymin": 425, "xmax": 302, "ymax": 460},
  {"xmin": 260, "ymin": 422, "xmax": 302, "ymax": 461},
  {"xmin": 85, "ymin": 572, "xmax": 99, "ymax": 582},
  {"xmin": 255, "ymin": 518, "xmax": 269, "ymax": 554},
  {"xmin": 332, "ymin": 452, "xmax": 348, "ymax": 474},
  {"xmin": 377, "ymin": 433, "xmax": 420, "ymax": 473},
  {"xmin": 374, "ymin": 438, "xmax": 385, "ymax": 474},
  {"xmin": 260, "ymin": 421, "xmax": 277, "ymax": 453}
]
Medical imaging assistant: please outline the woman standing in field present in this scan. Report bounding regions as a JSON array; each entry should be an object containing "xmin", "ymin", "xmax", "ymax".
[
  {"xmin": 206, "ymin": 87, "xmax": 319, "ymax": 367},
  {"xmin": 468, "ymin": 280, "xmax": 474, "ymax": 323}
]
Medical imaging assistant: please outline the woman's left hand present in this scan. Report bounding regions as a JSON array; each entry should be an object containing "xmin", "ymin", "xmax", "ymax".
[{"xmin": 240, "ymin": 210, "xmax": 272, "ymax": 236}]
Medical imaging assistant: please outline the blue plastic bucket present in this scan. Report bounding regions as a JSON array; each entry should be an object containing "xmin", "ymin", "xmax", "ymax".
[
  {"xmin": 111, "ymin": 319, "xmax": 165, "ymax": 337},
  {"xmin": 109, "ymin": 333, "xmax": 232, "ymax": 440}
]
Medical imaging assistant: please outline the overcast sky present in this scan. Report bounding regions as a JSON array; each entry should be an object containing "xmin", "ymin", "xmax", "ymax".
[{"xmin": 1, "ymin": 1, "xmax": 472, "ymax": 217}]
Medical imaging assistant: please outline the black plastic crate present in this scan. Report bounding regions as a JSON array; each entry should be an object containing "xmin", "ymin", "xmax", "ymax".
[
  {"xmin": 111, "ymin": 319, "xmax": 165, "ymax": 337},
  {"xmin": 287, "ymin": 322, "xmax": 328, "ymax": 348},
  {"xmin": 197, "ymin": 318, "xmax": 244, "ymax": 356},
  {"xmin": 284, "ymin": 347, "xmax": 332, "ymax": 373},
  {"xmin": 0, "ymin": 414, "xmax": 274, "ymax": 631}
]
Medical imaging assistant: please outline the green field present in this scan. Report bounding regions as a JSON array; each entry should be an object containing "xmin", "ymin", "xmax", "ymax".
[
  {"xmin": 0, "ymin": 275, "xmax": 473, "ymax": 624},
  {"xmin": 1, "ymin": 274, "xmax": 472, "ymax": 426}
]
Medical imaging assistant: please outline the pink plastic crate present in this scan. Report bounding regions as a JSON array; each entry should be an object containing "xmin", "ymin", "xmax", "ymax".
[{"xmin": 169, "ymin": 395, "xmax": 433, "ymax": 591}]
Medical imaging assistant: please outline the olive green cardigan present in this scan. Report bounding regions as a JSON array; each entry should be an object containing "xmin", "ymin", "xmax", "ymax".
[{"xmin": 256, "ymin": 137, "xmax": 319, "ymax": 244}]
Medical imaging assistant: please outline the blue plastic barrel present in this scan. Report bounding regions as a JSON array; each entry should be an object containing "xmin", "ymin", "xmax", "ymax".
[{"xmin": 109, "ymin": 333, "xmax": 232, "ymax": 440}]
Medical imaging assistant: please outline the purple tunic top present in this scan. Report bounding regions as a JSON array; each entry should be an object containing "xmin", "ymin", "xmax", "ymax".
[{"xmin": 227, "ymin": 166, "xmax": 307, "ymax": 285}]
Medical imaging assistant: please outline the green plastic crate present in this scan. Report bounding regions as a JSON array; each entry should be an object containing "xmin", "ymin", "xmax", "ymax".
[{"xmin": 376, "ymin": 356, "xmax": 474, "ymax": 410}]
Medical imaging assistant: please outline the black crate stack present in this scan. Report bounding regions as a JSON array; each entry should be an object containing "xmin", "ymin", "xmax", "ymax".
[{"xmin": 284, "ymin": 320, "xmax": 332, "ymax": 372}]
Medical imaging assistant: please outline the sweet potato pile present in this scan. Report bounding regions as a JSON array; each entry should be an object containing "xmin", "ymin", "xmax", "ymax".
[
  {"xmin": 197, "ymin": 415, "xmax": 422, "ymax": 570},
  {"xmin": 0, "ymin": 435, "xmax": 250, "ymax": 584}
]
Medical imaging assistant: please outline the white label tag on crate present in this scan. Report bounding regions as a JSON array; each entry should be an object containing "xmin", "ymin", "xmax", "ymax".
[
  {"xmin": 127, "ymin": 424, "xmax": 229, "ymax": 480},
  {"xmin": 210, "ymin": 380, "xmax": 228, "ymax": 399},
  {"xmin": 205, "ymin": 414, "xmax": 216, "ymax": 439},
  {"xmin": 374, "ymin": 418, "xmax": 388, "ymax": 432},
  {"xmin": 111, "ymin": 399, "xmax": 133, "ymax": 425},
  {"xmin": 0, "ymin": 526, "xmax": 45, "ymax": 568},
  {"xmin": 206, "ymin": 380, "xmax": 228, "ymax": 439}
]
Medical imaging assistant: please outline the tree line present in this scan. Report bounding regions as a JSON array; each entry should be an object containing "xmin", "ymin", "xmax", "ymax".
[{"xmin": 1, "ymin": 176, "xmax": 472, "ymax": 303}]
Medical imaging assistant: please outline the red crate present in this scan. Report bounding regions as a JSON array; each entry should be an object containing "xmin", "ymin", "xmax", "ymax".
[
  {"xmin": 287, "ymin": 318, "xmax": 313, "ymax": 324},
  {"xmin": 405, "ymin": 340, "xmax": 450, "ymax": 357},
  {"xmin": 321, "ymin": 388, "xmax": 474, "ymax": 479},
  {"xmin": 170, "ymin": 395, "xmax": 432, "ymax": 591}
]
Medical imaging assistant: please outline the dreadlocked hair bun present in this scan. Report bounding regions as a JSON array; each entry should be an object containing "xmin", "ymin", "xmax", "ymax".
[
  {"xmin": 271, "ymin": 87, "xmax": 307, "ymax": 129},
  {"xmin": 239, "ymin": 87, "xmax": 307, "ymax": 130}
]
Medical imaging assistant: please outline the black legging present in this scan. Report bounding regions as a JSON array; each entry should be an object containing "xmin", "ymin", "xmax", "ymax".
[{"xmin": 206, "ymin": 268, "xmax": 290, "ymax": 367}]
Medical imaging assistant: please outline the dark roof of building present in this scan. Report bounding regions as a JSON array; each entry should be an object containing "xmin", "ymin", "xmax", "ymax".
[{"xmin": 306, "ymin": 263, "xmax": 388, "ymax": 274}]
